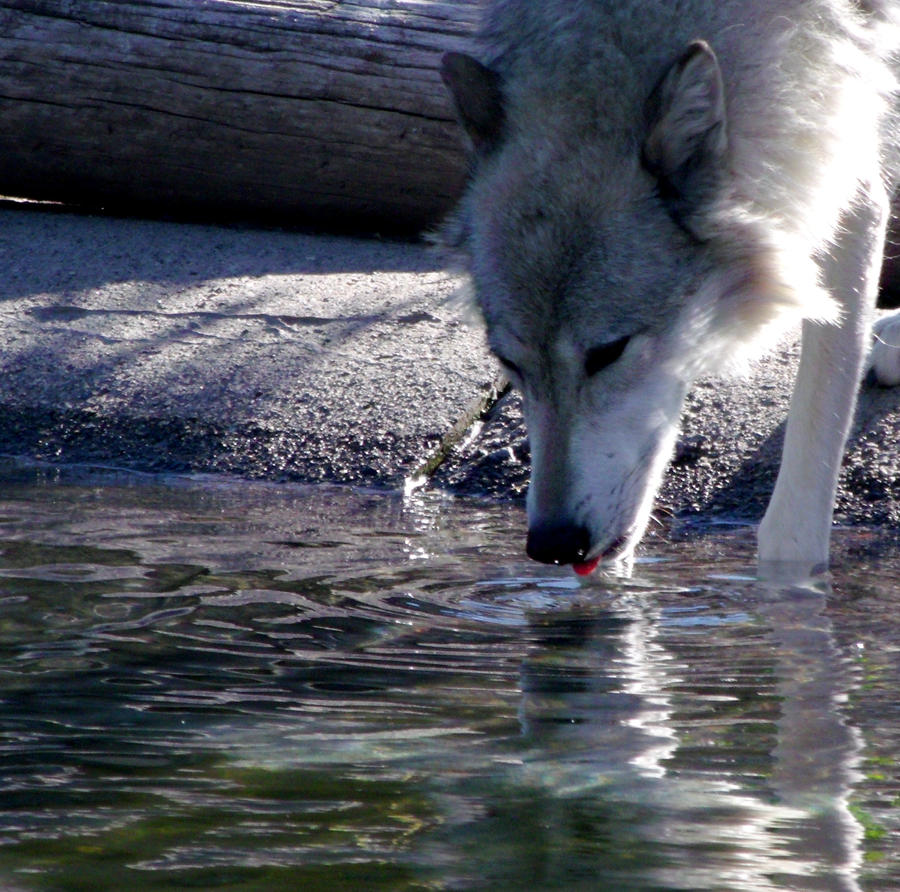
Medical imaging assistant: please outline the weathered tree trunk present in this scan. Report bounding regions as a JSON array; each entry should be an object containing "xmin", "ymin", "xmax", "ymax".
[{"xmin": 0, "ymin": 0, "xmax": 480, "ymax": 233}]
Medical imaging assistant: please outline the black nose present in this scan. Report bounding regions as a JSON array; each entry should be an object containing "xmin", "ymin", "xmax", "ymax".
[{"xmin": 526, "ymin": 523, "xmax": 592, "ymax": 566}]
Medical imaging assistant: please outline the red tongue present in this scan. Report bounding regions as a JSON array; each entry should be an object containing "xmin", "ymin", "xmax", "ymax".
[{"xmin": 573, "ymin": 556, "xmax": 601, "ymax": 577}]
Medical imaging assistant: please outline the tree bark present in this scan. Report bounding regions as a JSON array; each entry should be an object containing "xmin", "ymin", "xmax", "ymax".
[{"xmin": 0, "ymin": 0, "xmax": 480, "ymax": 233}]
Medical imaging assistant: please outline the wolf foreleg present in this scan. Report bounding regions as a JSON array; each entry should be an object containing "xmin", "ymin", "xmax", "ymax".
[{"xmin": 757, "ymin": 190, "xmax": 889, "ymax": 573}]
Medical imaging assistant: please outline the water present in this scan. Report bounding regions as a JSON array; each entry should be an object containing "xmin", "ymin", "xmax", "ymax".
[{"xmin": 0, "ymin": 459, "xmax": 899, "ymax": 891}]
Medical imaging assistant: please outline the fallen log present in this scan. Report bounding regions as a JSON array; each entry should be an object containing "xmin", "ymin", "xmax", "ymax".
[
  {"xmin": 0, "ymin": 0, "xmax": 479, "ymax": 233},
  {"xmin": 3, "ymin": 0, "xmax": 900, "ymax": 301}
]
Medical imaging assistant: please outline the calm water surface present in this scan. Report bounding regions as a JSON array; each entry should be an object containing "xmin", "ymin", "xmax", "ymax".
[{"xmin": 0, "ymin": 459, "xmax": 899, "ymax": 891}]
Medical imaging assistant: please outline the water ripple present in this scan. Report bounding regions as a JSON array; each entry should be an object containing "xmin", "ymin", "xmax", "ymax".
[{"xmin": 0, "ymin": 461, "xmax": 899, "ymax": 889}]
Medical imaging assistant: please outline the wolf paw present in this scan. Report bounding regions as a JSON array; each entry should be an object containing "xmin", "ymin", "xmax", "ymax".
[{"xmin": 867, "ymin": 312, "xmax": 900, "ymax": 387}]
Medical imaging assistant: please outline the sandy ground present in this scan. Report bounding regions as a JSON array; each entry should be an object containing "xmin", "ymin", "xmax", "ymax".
[
  {"xmin": 2, "ymin": 201, "xmax": 899, "ymax": 542},
  {"xmin": 0, "ymin": 203, "xmax": 497, "ymax": 487}
]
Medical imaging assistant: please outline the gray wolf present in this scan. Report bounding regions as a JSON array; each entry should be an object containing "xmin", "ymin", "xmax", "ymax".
[{"xmin": 440, "ymin": 0, "xmax": 900, "ymax": 577}]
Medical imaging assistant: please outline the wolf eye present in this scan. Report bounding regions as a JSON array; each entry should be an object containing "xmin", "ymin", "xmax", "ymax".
[{"xmin": 585, "ymin": 335, "xmax": 631, "ymax": 377}]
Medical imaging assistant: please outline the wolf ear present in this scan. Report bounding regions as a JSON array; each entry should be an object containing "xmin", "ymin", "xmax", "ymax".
[
  {"xmin": 441, "ymin": 52, "xmax": 505, "ymax": 153},
  {"xmin": 643, "ymin": 41, "xmax": 727, "ymax": 222}
]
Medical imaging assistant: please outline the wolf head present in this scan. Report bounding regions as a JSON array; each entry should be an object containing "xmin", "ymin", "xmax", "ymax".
[{"xmin": 441, "ymin": 39, "xmax": 834, "ymax": 572}]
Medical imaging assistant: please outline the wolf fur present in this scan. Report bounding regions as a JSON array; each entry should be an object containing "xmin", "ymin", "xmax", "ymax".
[{"xmin": 441, "ymin": 0, "xmax": 900, "ymax": 575}]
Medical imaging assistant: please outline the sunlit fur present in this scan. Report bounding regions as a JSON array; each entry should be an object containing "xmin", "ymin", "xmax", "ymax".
[{"xmin": 442, "ymin": 0, "xmax": 900, "ymax": 573}]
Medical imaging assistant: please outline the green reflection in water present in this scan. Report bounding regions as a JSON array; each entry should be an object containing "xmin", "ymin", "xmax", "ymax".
[{"xmin": 0, "ymin": 462, "xmax": 899, "ymax": 890}]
